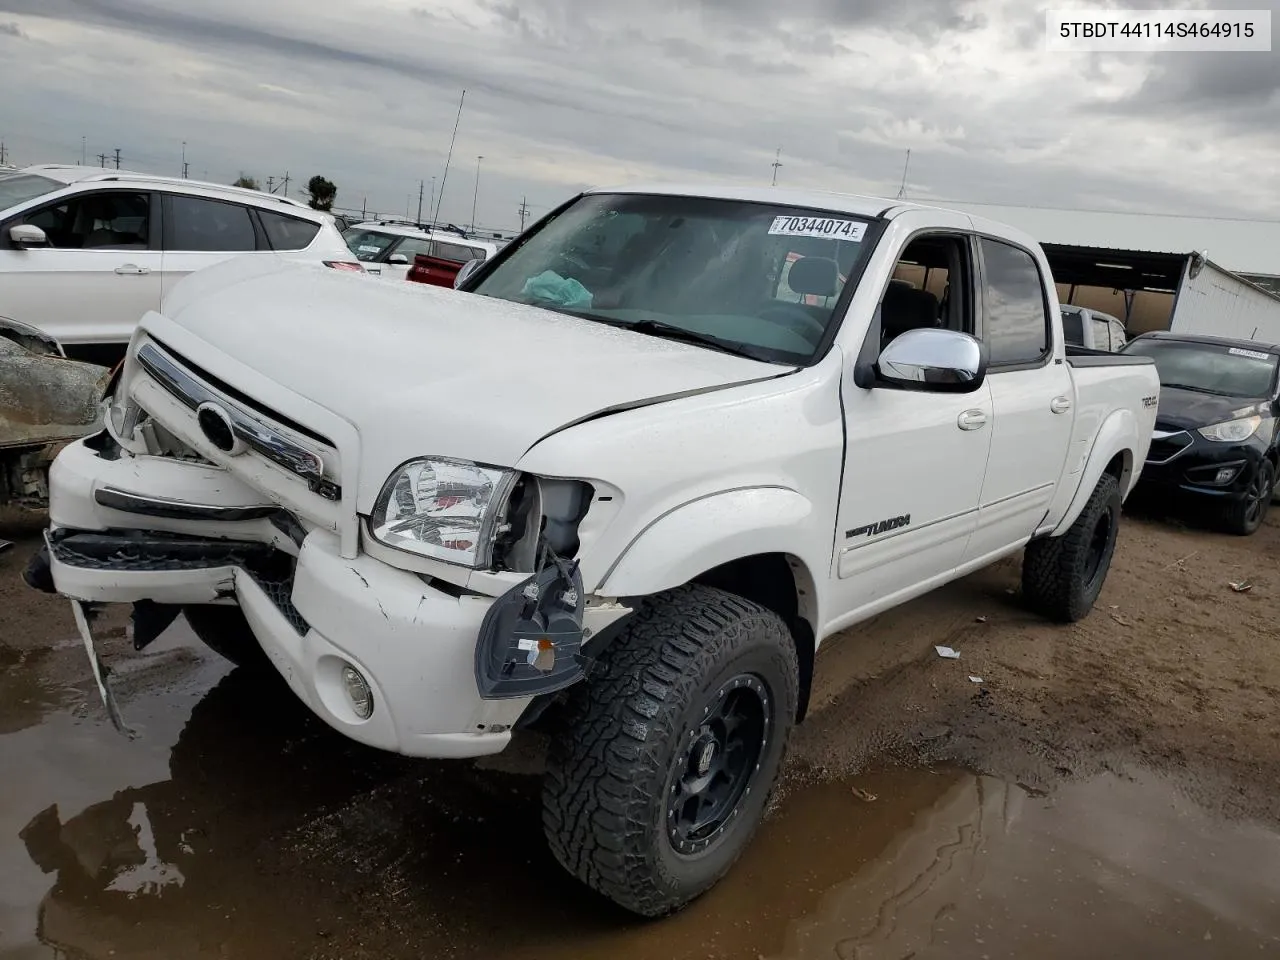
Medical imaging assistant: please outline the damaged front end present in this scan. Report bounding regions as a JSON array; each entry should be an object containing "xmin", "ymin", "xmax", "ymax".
[{"xmin": 1, "ymin": 316, "xmax": 112, "ymax": 511}]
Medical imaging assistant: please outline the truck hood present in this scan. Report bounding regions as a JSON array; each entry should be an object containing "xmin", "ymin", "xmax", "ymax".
[
  {"xmin": 161, "ymin": 259, "xmax": 787, "ymax": 498},
  {"xmin": 1154, "ymin": 386, "xmax": 1270, "ymax": 432}
]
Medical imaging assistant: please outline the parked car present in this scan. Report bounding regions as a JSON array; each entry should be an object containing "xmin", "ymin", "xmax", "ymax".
[
  {"xmin": 0, "ymin": 316, "xmax": 110, "ymax": 554},
  {"xmin": 1121, "ymin": 331, "xmax": 1279, "ymax": 534},
  {"xmin": 343, "ymin": 220, "xmax": 497, "ymax": 281},
  {"xmin": 27, "ymin": 185, "xmax": 1159, "ymax": 917},
  {"xmin": 1061, "ymin": 305, "xmax": 1128, "ymax": 352},
  {"xmin": 0, "ymin": 165, "xmax": 361, "ymax": 360}
]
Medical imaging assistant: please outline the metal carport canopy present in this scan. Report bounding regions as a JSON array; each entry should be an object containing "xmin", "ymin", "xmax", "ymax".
[{"xmin": 1039, "ymin": 244, "xmax": 1188, "ymax": 293}]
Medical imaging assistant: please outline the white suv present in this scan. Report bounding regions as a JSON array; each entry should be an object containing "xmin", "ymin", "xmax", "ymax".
[
  {"xmin": 343, "ymin": 220, "xmax": 498, "ymax": 280},
  {"xmin": 0, "ymin": 165, "xmax": 360, "ymax": 356}
]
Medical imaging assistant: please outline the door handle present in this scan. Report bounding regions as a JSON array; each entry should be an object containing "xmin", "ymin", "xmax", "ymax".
[
  {"xmin": 1051, "ymin": 396, "xmax": 1072, "ymax": 414},
  {"xmin": 957, "ymin": 409, "xmax": 988, "ymax": 431},
  {"xmin": 114, "ymin": 264, "xmax": 151, "ymax": 275}
]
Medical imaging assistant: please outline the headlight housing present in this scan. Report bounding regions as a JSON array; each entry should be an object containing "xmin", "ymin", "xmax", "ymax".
[
  {"xmin": 370, "ymin": 458, "xmax": 518, "ymax": 567},
  {"xmin": 1198, "ymin": 415, "xmax": 1262, "ymax": 443}
]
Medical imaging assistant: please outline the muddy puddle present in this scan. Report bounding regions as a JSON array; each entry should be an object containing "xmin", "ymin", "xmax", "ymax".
[{"xmin": 0, "ymin": 623, "xmax": 1276, "ymax": 960}]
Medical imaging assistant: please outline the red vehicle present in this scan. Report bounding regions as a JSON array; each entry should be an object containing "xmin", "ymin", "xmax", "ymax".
[{"xmin": 408, "ymin": 252, "xmax": 470, "ymax": 288}]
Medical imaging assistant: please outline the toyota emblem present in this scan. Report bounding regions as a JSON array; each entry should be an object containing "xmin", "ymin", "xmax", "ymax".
[{"xmin": 196, "ymin": 402, "xmax": 243, "ymax": 455}]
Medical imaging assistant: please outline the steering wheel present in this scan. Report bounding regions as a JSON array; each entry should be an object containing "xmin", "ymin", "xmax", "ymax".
[{"xmin": 757, "ymin": 303, "xmax": 827, "ymax": 340}]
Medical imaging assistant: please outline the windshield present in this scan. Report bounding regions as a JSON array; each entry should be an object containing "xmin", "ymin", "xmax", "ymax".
[
  {"xmin": 343, "ymin": 228, "xmax": 399, "ymax": 262},
  {"xmin": 470, "ymin": 193, "xmax": 875, "ymax": 364},
  {"xmin": 1123, "ymin": 339, "xmax": 1279, "ymax": 398},
  {"xmin": 0, "ymin": 174, "xmax": 64, "ymax": 212}
]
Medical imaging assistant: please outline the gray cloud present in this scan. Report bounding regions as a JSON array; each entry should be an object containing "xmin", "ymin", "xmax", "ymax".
[
  {"xmin": 0, "ymin": 0, "xmax": 1277, "ymax": 231},
  {"xmin": 0, "ymin": 18, "xmax": 24, "ymax": 36}
]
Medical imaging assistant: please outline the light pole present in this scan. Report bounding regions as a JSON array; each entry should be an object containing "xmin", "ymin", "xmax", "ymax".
[{"xmin": 470, "ymin": 155, "xmax": 484, "ymax": 233}]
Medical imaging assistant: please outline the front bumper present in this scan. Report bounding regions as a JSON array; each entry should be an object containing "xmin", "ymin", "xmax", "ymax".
[
  {"xmin": 39, "ymin": 437, "xmax": 556, "ymax": 759},
  {"xmin": 1136, "ymin": 430, "xmax": 1270, "ymax": 501}
]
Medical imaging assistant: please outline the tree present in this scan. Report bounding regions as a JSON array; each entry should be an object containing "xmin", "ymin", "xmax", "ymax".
[
  {"xmin": 231, "ymin": 173, "xmax": 259, "ymax": 190},
  {"xmin": 306, "ymin": 175, "xmax": 337, "ymax": 211}
]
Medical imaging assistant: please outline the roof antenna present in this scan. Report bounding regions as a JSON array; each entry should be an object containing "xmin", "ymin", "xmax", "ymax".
[
  {"xmin": 896, "ymin": 148, "xmax": 911, "ymax": 199},
  {"xmin": 771, "ymin": 147, "xmax": 783, "ymax": 186}
]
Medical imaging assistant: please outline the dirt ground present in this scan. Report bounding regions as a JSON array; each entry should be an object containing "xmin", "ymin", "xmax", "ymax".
[{"xmin": 2, "ymin": 501, "xmax": 1279, "ymax": 959}]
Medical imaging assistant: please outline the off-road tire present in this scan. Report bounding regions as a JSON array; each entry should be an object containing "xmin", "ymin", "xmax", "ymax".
[
  {"xmin": 1022, "ymin": 472, "xmax": 1121, "ymax": 623},
  {"xmin": 541, "ymin": 584, "xmax": 799, "ymax": 917},
  {"xmin": 1224, "ymin": 459, "xmax": 1274, "ymax": 536},
  {"xmin": 183, "ymin": 605, "xmax": 270, "ymax": 669}
]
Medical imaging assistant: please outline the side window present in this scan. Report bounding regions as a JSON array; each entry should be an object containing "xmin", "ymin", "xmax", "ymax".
[
  {"xmin": 979, "ymin": 238, "xmax": 1050, "ymax": 366},
  {"xmin": 1110, "ymin": 321, "xmax": 1127, "ymax": 351},
  {"xmin": 24, "ymin": 191, "xmax": 150, "ymax": 249},
  {"xmin": 391, "ymin": 237, "xmax": 435, "ymax": 261},
  {"xmin": 1061, "ymin": 309, "xmax": 1084, "ymax": 346},
  {"xmin": 879, "ymin": 233, "xmax": 973, "ymax": 351},
  {"xmin": 259, "ymin": 210, "xmax": 321, "ymax": 251},
  {"xmin": 1091, "ymin": 317, "xmax": 1111, "ymax": 350},
  {"xmin": 166, "ymin": 195, "xmax": 256, "ymax": 252},
  {"xmin": 434, "ymin": 240, "xmax": 484, "ymax": 262}
]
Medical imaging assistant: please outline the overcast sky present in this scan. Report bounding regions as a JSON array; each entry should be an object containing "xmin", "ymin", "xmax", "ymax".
[{"xmin": 1, "ymin": 0, "xmax": 1277, "ymax": 231}]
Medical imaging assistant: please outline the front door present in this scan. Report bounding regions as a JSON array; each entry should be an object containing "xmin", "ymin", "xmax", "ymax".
[
  {"xmin": 0, "ymin": 189, "xmax": 161, "ymax": 346},
  {"xmin": 831, "ymin": 224, "xmax": 993, "ymax": 622}
]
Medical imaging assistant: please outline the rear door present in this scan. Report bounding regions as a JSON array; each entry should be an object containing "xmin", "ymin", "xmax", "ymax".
[
  {"xmin": 158, "ymin": 193, "xmax": 261, "ymax": 301},
  {"xmin": 962, "ymin": 236, "xmax": 1075, "ymax": 567},
  {"xmin": 0, "ymin": 188, "xmax": 162, "ymax": 345}
]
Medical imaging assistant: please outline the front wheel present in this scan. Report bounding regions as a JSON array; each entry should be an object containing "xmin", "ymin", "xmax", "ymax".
[
  {"xmin": 541, "ymin": 585, "xmax": 799, "ymax": 917},
  {"xmin": 1022, "ymin": 472, "xmax": 1121, "ymax": 623},
  {"xmin": 1224, "ymin": 459, "xmax": 1274, "ymax": 536}
]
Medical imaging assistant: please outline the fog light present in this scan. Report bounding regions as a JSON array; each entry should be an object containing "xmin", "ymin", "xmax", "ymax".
[
  {"xmin": 341, "ymin": 664, "xmax": 373, "ymax": 719},
  {"xmin": 1215, "ymin": 467, "xmax": 1238, "ymax": 484}
]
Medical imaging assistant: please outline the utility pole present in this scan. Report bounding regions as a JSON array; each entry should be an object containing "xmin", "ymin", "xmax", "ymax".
[
  {"xmin": 771, "ymin": 147, "xmax": 783, "ymax": 186},
  {"xmin": 81, "ymin": 136, "xmax": 86, "ymax": 165},
  {"xmin": 518, "ymin": 196, "xmax": 529, "ymax": 232},
  {"xmin": 97, "ymin": 152, "xmax": 108, "ymax": 168},
  {"xmin": 896, "ymin": 148, "xmax": 911, "ymax": 199},
  {"xmin": 417, "ymin": 179, "xmax": 425, "ymax": 224},
  {"xmin": 470, "ymin": 155, "xmax": 483, "ymax": 233},
  {"xmin": 267, "ymin": 176, "xmax": 275, "ymax": 194},
  {"xmin": 0, "ymin": 141, "xmax": 7, "ymax": 166},
  {"xmin": 181, "ymin": 141, "xmax": 188, "ymax": 178},
  {"xmin": 432, "ymin": 88, "xmax": 466, "ymax": 227},
  {"xmin": 112, "ymin": 148, "xmax": 121, "ymax": 170}
]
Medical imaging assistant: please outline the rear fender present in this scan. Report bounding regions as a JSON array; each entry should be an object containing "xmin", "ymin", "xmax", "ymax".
[{"xmin": 1052, "ymin": 408, "xmax": 1138, "ymax": 534}]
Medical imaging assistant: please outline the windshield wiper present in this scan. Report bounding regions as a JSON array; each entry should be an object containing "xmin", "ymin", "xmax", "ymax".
[{"xmin": 613, "ymin": 318, "xmax": 781, "ymax": 363}]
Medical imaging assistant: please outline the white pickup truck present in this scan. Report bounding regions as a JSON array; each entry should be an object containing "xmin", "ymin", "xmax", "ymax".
[{"xmin": 26, "ymin": 184, "xmax": 1160, "ymax": 917}]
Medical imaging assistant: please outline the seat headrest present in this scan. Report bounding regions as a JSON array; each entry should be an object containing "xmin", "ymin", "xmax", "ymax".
[
  {"xmin": 788, "ymin": 257, "xmax": 839, "ymax": 298},
  {"xmin": 881, "ymin": 283, "xmax": 941, "ymax": 340}
]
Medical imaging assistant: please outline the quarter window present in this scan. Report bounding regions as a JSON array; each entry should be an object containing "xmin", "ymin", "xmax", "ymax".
[
  {"xmin": 980, "ymin": 238, "xmax": 1050, "ymax": 365},
  {"xmin": 259, "ymin": 210, "xmax": 320, "ymax": 250},
  {"xmin": 166, "ymin": 195, "xmax": 256, "ymax": 252},
  {"xmin": 24, "ymin": 191, "xmax": 150, "ymax": 249}
]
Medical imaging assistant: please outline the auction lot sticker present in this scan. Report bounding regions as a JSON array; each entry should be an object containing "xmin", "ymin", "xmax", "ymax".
[{"xmin": 769, "ymin": 216, "xmax": 867, "ymax": 241}]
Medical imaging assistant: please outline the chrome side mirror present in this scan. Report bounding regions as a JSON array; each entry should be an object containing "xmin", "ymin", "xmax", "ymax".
[
  {"xmin": 10, "ymin": 224, "xmax": 49, "ymax": 248},
  {"xmin": 454, "ymin": 257, "xmax": 482, "ymax": 289},
  {"xmin": 877, "ymin": 328, "xmax": 987, "ymax": 393}
]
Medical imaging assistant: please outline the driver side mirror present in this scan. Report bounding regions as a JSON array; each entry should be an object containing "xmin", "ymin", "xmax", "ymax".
[
  {"xmin": 876, "ymin": 328, "xmax": 987, "ymax": 393},
  {"xmin": 387, "ymin": 253, "xmax": 409, "ymax": 265},
  {"xmin": 10, "ymin": 224, "xmax": 49, "ymax": 248},
  {"xmin": 454, "ymin": 257, "xmax": 483, "ymax": 289}
]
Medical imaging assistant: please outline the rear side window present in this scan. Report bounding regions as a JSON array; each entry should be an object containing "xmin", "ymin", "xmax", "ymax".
[
  {"xmin": 1061, "ymin": 309, "xmax": 1084, "ymax": 345},
  {"xmin": 260, "ymin": 210, "xmax": 321, "ymax": 250},
  {"xmin": 166, "ymin": 195, "xmax": 256, "ymax": 252},
  {"xmin": 980, "ymin": 238, "xmax": 1050, "ymax": 365},
  {"xmin": 434, "ymin": 240, "xmax": 484, "ymax": 262}
]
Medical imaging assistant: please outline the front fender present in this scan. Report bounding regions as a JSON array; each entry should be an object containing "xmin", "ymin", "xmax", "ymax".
[
  {"xmin": 596, "ymin": 486, "xmax": 820, "ymax": 600},
  {"xmin": 1053, "ymin": 408, "xmax": 1140, "ymax": 534}
]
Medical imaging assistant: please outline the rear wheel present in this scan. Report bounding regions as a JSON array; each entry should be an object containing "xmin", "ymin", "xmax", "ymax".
[
  {"xmin": 1022, "ymin": 472, "xmax": 1121, "ymax": 623},
  {"xmin": 182, "ymin": 605, "xmax": 270, "ymax": 668},
  {"xmin": 1224, "ymin": 460, "xmax": 1273, "ymax": 536},
  {"xmin": 541, "ymin": 584, "xmax": 799, "ymax": 917}
]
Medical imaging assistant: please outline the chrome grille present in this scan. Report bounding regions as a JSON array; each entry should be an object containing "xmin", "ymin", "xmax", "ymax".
[
  {"xmin": 1147, "ymin": 429, "xmax": 1192, "ymax": 464},
  {"xmin": 135, "ymin": 341, "xmax": 342, "ymax": 501}
]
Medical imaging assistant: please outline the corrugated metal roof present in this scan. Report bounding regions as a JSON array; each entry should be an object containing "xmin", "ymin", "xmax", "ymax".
[{"xmin": 930, "ymin": 200, "xmax": 1280, "ymax": 278}]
